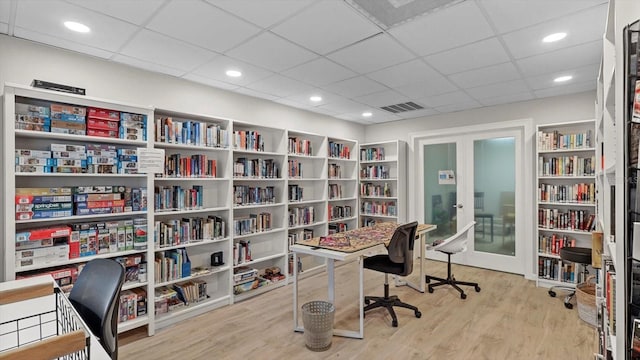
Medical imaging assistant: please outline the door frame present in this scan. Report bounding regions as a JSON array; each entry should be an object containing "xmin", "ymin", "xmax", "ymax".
[{"xmin": 408, "ymin": 119, "xmax": 535, "ymax": 279}]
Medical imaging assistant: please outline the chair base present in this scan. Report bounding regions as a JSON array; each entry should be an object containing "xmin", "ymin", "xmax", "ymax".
[
  {"xmin": 548, "ymin": 285, "xmax": 576, "ymax": 310},
  {"xmin": 425, "ymin": 253, "xmax": 481, "ymax": 299},
  {"xmin": 363, "ymin": 280, "xmax": 421, "ymax": 327}
]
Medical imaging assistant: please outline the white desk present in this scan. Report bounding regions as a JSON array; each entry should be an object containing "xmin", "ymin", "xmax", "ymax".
[
  {"xmin": 291, "ymin": 224, "xmax": 436, "ymax": 339},
  {"xmin": 0, "ymin": 275, "xmax": 111, "ymax": 360}
]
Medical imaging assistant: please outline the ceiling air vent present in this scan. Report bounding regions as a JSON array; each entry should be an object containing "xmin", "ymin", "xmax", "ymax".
[{"xmin": 380, "ymin": 101, "xmax": 424, "ymax": 114}]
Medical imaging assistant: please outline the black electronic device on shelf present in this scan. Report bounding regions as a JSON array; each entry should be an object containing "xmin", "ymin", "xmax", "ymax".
[{"xmin": 31, "ymin": 79, "xmax": 86, "ymax": 96}]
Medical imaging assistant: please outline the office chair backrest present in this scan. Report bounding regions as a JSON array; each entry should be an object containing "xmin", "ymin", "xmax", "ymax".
[
  {"xmin": 69, "ymin": 258, "xmax": 125, "ymax": 359},
  {"xmin": 387, "ymin": 221, "xmax": 418, "ymax": 276},
  {"xmin": 431, "ymin": 221, "xmax": 476, "ymax": 254},
  {"xmin": 474, "ymin": 192, "xmax": 484, "ymax": 211}
]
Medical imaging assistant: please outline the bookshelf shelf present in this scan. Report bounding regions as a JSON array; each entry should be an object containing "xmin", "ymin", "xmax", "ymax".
[
  {"xmin": 153, "ymin": 177, "xmax": 228, "ymax": 182},
  {"xmin": 15, "ymin": 173, "xmax": 147, "ymax": 178},
  {"xmin": 288, "ymin": 221, "xmax": 327, "ymax": 231},
  {"xmin": 233, "ymin": 228, "xmax": 285, "ymax": 240},
  {"xmin": 537, "ymin": 201, "xmax": 595, "ymax": 207},
  {"xmin": 155, "ymin": 237, "xmax": 229, "ymax": 251},
  {"xmin": 14, "ymin": 249, "xmax": 148, "ymax": 272},
  {"xmin": 153, "ymin": 142, "xmax": 229, "ymax": 151},
  {"xmin": 233, "ymin": 252, "xmax": 285, "ymax": 268},
  {"xmin": 154, "ymin": 207, "xmax": 227, "ymax": 216},
  {"xmin": 329, "ymin": 216, "xmax": 358, "ymax": 223},
  {"xmin": 15, "ymin": 211, "xmax": 147, "ymax": 224},
  {"xmin": 537, "ymin": 147, "xmax": 596, "ymax": 154},
  {"xmin": 118, "ymin": 315, "xmax": 149, "ymax": 334},
  {"xmin": 233, "ymin": 202, "xmax": 285, "ymax": 210},
  {"xmin": 328, "ymin": 196, "xmax": 358, "ymax": 202},
  {"xmin": 154, "ymin": 266, "xmax": 231, "ymax": 288},
  {"xmin": 234, "ymin": 280, "xmax": 286, "ymax": 302},
  {"xmin": 15, "ymin": 129, "xmax": 147, "ymax": 146},
  {"xmin": 154, "ymin": 295, "xmax": 231, "ymax": 327},
  {"xmin": 122, "ymin": 281, "xmax": 149, "ymax": 291}
]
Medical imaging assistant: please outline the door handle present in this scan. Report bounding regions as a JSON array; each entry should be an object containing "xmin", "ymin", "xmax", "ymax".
[{"xmin": 452, "ymin": 204, "xmax": 463, "ymax": 209}]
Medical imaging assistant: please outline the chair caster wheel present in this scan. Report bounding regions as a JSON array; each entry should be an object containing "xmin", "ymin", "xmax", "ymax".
[
  {"xmin": 415, "ymin": 311, "xmax": 422, "ymax": 318},
  {"xmin": 392, "ymin": 320, "xmax": 398, "ymax": 327},
  {"xmin": 475, "ymin": 285, "xmax": 481, "ymax": 292},
  {"xmin": 428, "ymin": 286, "xmax": 434, "ymax": 293},
  {"xmin": 365, "ymin": 299, "xmax": 370, "ymax": 305},
  {"xmin": 461, "ymin": 293, "xmax": 467, "ymax": 299},
  {"xmin": 564, "ymin": 302, "xmax": 573, "ymax": 310},
  {"xmin": 548, "ymin": 290, "xmax": 556, "ymax": 297},
  {"xmin": 425, "ymin": 277, "xmax": 431, "ymax": 284}
]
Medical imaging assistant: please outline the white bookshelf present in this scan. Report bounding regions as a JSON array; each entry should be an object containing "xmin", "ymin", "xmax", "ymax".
[
  {"xmin": 535, "ymin": 120, "xmax": 596, "ymax": 292},
  {"xmin": 2, "ymin": 83, "xmax": 155, "ymax": 336},
  {"xmin": 358, "ymin": 140, "xmax": 406, "ymax": 227},
  {"xmin": 327, "ymin": 137, "xmax": 359, "ymax": 234}
]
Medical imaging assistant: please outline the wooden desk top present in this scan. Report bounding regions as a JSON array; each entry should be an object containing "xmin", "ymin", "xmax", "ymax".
[{"xmin": 296, "ymin": 223, "xmax": 435, "ymax": 253}]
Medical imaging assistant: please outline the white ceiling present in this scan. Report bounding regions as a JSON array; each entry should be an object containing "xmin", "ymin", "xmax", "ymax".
[{"xmin": 0, "ymin": 0, "xmax": 608, "ymax": 124}]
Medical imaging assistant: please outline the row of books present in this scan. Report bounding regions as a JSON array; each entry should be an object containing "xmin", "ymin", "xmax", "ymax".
[
  {"xmin": 233, "ymin": 240, "xmax": 252, "ymax": 265},
  {"xmin": 155, "ymin": 117, "xmax": 228, "ymax": 148},
  {"xmin": 16, "ymin": 186, "xmax": 147, "ymax": 220},
  {"xmin": 287, "ymin": 159, "xmax": 303, "ymax": 177},
  {"xmin": 328, "ymin": 163, "xmax": 342, "ymax": 178},
  {"xmin": 360, "ymin": 147, "xmax": 385, "ymax": 161},
  {"xmin": 16, "ymin": 145, "xmax": 138, "ymax": 175},
  {"xmin": 538, "ymin": 208, "xmax": 596, "ymax": 232},
  {"xmin": 538, "ymin": 256, "xmax": 587, "ymax": 283},
  {"xmin": 360, "ymin": 182, "xmax": 392, "ymax": 197},
  {"xmin": 360, "ymin": 165, "xmax": 390, "ymax": 179},
  {"xmin": 538, "ymin": 233, "xmax": 577, "ymax": 255},
  {"xmin": 154, "ymin": 216, "xmax": 226, "ymax": 248},
  {"xmin": 155, "ymin": 248, "xmax": 190, "ymax": 283},
  {"xmin": 361, "ymin": 201, "xmax": 397, "ymax": 216},
  {"xmin": 328, "ymin": 222, "xmax": 348, "ymax": 234},
  {"xmin": 287, "ymin": 229, "xmax": 313, "ymax": 248},
  {"xmin": 233, "ymin": 185, "xmax": 276, "ymax": 206},
  {"xmin": 328, "ymin": 205, "xmax": 352, "ymax": 220},
  {"xmin": 155, "ymin": 280, "xmax": 208, "ymax": 315},
  {"xmin": 154, "ymin": 185, "xmax": 204, "ymax": 212},
  {"xmin": 328, "ymin": 141, "xmax": 350, "ymax": 159},
  {"xmin": 288, "ymin": 137, "xmax": 313, "ymax": 156},
  {"xmin": 288, "ymin": 206, "xmax": 315, "ymax": 227},
  {"xmin": 328, "ymin": 184, "xmax": 342, "ymax": 199},
  {"xmin": 160, "ymin": 154, "xmax": 217, "ymax": 178},
  {"xmin": 537, "ymin": 130, "xmax": 592, "ymax": 151},
  {"xmin": 233, "ymin": 158, "xmax": 280, "ymax": 178},
  {"xmin": 288, "ymin": 184, "xmax": 304, "ymax": 202},
  {"xmin": 119, "ymin": 288, "xmax": 147, "ymax": 324},
  {"xmin": 538, "ymin": 183, "xmax": 595, "ymax": 203},
  {"xmin": 233, "ymin": 130, "xmax": 264, "ymax": 152},
  {"xmin": 233, "ymin": 213, "xmax": 272, "ymax": 236},
  {"xmin": 16, "ymin": 102, "xmax": 147, "ymax": 140},
  {"xmin": 537, "ymin": 155, "xmax": 596, "ymax": 176}
]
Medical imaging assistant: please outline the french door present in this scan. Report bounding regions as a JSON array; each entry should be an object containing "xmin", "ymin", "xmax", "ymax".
[{"xmin": 416, "ymin": 125, "xmax": 527, "ymax": 274}]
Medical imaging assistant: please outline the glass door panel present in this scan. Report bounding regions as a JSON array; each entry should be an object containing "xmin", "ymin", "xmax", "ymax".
[{"xmin": 423, "ymin": 142, "xmax": 458, "ymax": 243}]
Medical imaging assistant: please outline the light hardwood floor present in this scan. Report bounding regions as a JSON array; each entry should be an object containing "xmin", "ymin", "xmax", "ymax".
[{"xmin": 120, "ymin": 260, "xmax": 597, "ymax": 359}]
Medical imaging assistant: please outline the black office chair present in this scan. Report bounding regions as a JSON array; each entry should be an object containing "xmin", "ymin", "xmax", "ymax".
[
  {"xmin": 425, "ymin": 222, "xmax": 481, "ymax": 299},
  {"xmin": 548, "ymin": 246, "xmax": 592, "ymax": 309},
  {"xmin": 69, "ymin": 258, "xmax": 125, "ymax": 359},
  {"xmin": 363, "ymin": 221, "xmax": 421, "ymax": 327}
]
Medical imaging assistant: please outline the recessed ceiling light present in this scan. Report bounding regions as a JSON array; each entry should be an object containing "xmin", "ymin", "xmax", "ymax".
[
  {"xmin": 310, "ymin": 96, "xmax": 322, "ymax": 102},
  {"xmin": 226, "ymin": 70, "xmax": 242, "ymax": 78},
  {"xmin": 362, "ymin": 112, "xmax": 373, "ymax": 117},
  {"xmin": 64, "ymin": 21, "xmax": 90, "ymax": 33},
  {"xmin": 554, "ymin": 75, "xmax": 573, "ymax": 83},
  {"xmin": 542, "ymin": 32, "xmax": 566, "ymax": 43}
]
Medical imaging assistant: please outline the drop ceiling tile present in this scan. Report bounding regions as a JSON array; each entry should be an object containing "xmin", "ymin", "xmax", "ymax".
[
  {"xmin": 312, "ymin": 107, "xmax": 341, "ymax": 117},
  {"xmin": 516, "ymin": 41, "xmax": 601, "ymax": 77},
  {"xmin": 243, "ymin": 74, "xmax": 314, "ymax": 98},
  {"xmin": 317, "ymin": 98, "xmax": 370, "ymax": 114},
  {"xmin": 282, "ymin": 58, "xmax": 356, "ymax": 86},
  {"xmin": 146, "ymin": 0, "xmax": 260, "ymax": 53},
  {"xmin": 0, "ymin": 1, "xmax": 10, "ymax": 23},
  {"xmin": 418, "ymin": 91, "xmax": 476, "ymax": 108},
  {"xmin": 273, "ymin": 97, "xmax": 310, "ymax": 110},
  {"xmin": 206, "ymin": 0, "xmax": 314, "ymax": 28},
  {"xmin": 395, "ymin": 77, "xmax": 457, "ymax": 99},
  {"xmin": 478, "ymin": 91, "xmax": 535, "ymax": 107},
  {"xmin": 120, "ymin": 29, "xmax": 216, "ymax": 72},
  {"xmin": 14, "ymin": 0, "xmax": 138, "ymax": 52},
  {"xmin": 424, "ymin": 38, "xmax": 510, "ymax": 75},
  {"xmin": 434, "ymin": 101, "xmax": 482, "ymax": 113},
  {"xmin": 13, "ymin": 27, "xmax": 114, "ymax": 59},
  {"xmin": 366, "ymin": 59, "xmax": 441, "ymax": 88},
  {"xmin": 181, "ymin": 73, "xmax": 240, "ymax": 91},
  {"xmin": 534, "ymin": 80, "xmax": 596, "ymax": 98},
  {"xmin": 284, "ymin": 89, "xmax": 344, "ymax": 108},
  {"xmin": 234, "ymin": 87, "xmax": 280, "ymax": 101},
  {"xmin": 388, "ymin": 1, "xmax": 494, "ymax": 56},
  {"xmin": 66, "ymin": 0, "xmax": 165, "ymax": 25},
  {"xmin": 501, "ymin": 5, "xmax": 607, "ymax": 59},
  {"xmin": 394, "ymin": 108, "xmax": 440, "ymax": 120},
  {"xmin": 113, "ymin": 54, "xmax": 186, "ymax": 77},
  {"xmin": 327, "ymin": 33, "xmax": 415, "ymax": 74},
  {"xmin": 226, "ymin": 32, "xmax": 317, "ymax": 72},
  {"xmin": 322, "ymin": 76, "xmax": 388, "ymax": 98},
  {"xmin": 449, "ymin": 62, "xmax": 521, "ymax": 89},
  {"xmin": 525, "ymin": 64, "xmax": 599, "ymax": 90},
  {"xmin": 271, "ymin": 1, "xmax": 380, "ymax": 55},
  {"xmin": 334, "ymin": 114, "xmax": 374, "ymax": 125},
  {"xmin": 466, "ymin": 79, "xmax": 530, "ymax": 100},
  {"xmin": 0, "ymin": 23, "xmax": 8, "ymax": 34},
  {"xmin": 190, "ymin": 55, "xmax": 273, "ymax": 86},
  {"xmin": 478, "ymin": 0, "xmax": 607, "ymax": 34},
  {"xmin": 354, "ymin": 89, "xmax": 410, "ymax": 107},
  {"xmin": 360, "ymin": 110, "xmax": 403, "ymax": 123}
]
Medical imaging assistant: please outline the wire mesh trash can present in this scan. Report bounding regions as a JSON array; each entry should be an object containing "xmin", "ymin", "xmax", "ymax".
[{"xmin": 301, "ymin": 300, "xmax": 335, "ymax": 351}]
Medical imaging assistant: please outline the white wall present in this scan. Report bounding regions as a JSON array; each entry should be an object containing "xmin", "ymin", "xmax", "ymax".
[{"xmin": 0, "ymin": 35, "xmax": 365, "ymax": 140}]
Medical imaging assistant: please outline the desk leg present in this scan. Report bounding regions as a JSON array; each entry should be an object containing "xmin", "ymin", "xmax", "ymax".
[
  {"xmin": 359, "ymin": 256, "xmax": 364, "ymax": 338},
  {"xmin": 393, "ymin": 233, "xmax": 426, "ymax": 293},
  {"xmin": 293, "ymin": 253, "xmax": 303, "ymax": 333},
  {"xmin": 327, "ymin": 259, "xmax": 335, "ymax": 302}
]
